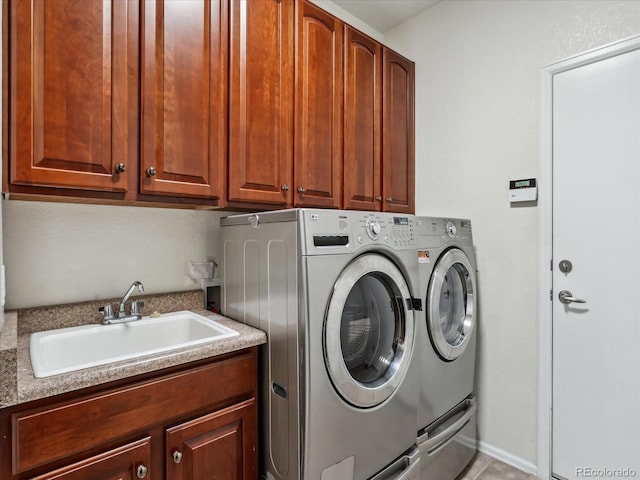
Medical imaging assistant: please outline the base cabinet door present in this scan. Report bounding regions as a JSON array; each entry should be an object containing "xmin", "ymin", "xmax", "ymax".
[
  {"xmin": 31, "ymin": 438, "xmax": 152, "ymax": 480},
  {"xmin": 165, "ymin": 398, "xmax": 258, "ymax": 480}
]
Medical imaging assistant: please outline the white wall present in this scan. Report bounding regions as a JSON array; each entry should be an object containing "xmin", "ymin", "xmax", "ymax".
[
  {"xmin": 309, "ymin": 0, "xmax": 385, "ymax": 42},
  {"xmin": 384, "ymin": 0, "xmax": 640, "ymax": 469},
  {"xmin": 2, "ymin": 201, "xmax": 228, "ymax": 309}
]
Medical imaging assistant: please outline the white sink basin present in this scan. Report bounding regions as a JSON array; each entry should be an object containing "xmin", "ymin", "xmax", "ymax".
[{"xmin": 30, "ymin": 311, "xmax": 239, "ymax": 378}]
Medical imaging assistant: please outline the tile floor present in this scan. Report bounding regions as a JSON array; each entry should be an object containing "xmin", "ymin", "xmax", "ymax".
[{"xmin": 456, "ymin": 452, "xmax": 537, "ymax": 480}]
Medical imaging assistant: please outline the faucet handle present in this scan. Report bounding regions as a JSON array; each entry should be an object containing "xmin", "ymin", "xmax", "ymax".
[
  {"xmin": 99, "ymin": 304, "xmax": 115, "ymax": 322},
  {"xmin": 130, "ymin": 301, "xmax": 145, "ymax": 317}
]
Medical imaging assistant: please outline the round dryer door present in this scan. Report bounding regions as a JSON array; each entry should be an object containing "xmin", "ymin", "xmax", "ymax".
[
  {"xmin": 428, "ymin": 248, "xmax": 476, "ymax": 361},
  {"xmin": 324, "ymin": 253, "xmax": 415, "ymax": 408}
]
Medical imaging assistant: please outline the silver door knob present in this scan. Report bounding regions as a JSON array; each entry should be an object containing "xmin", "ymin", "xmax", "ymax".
[
  {"xmin": 558, "ymin": 290, "xmax": 586, "ymax": 305},
  {"xmin": 385, "ymin": 197, "xmax": 393, "ymax": 203},
  {"xmin": 172, "ymin": 450, "xmax": 183, "ymax": 464},
  {"xmin": 375, "ymin": 196, "xmax": 382, "ymax": 202},
  {"xmin": 281, "ymin": 184, "xmax": 289, "ymax": 192},
  {"xmin": 147, "ymin": 167, "xmax": 156, "ymax": 177},
  {"xmin": 136, "ymin": 465, "xmax": 148, "ymax": 478},
  {"xmin": 115, "ymin": 163, "xmax": 126, "ymax": 173},
  {"xmin": 298, "ymin": 186, "xmax": 305, "ymax": 194}
]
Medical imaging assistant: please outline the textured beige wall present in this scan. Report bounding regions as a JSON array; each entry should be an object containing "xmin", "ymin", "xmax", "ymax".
[
  {"xmin": 2, "ymin": 201, "xmax": 229, "ymax": 309},
  {"xmin": 384, "ymin": 0, "xmax": 640, "ymax": 468}
]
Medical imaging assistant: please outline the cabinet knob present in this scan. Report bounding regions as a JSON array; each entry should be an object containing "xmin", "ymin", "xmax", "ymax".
[
  {"xmin": 146, "ymin": 167, "xmax": 156, "ymax": 177},
  {"xmin": 115, "ymin": 163, "xmax": 126, "ymax": 174},
  {"xmin": 136, "ymin": 465, "xmax": 148, "ymax": 478},
  {"xmin": 297, "ymin": 186, "xmax": 305, "ymax": 194},
  {"xmin": 172, "ymin": 450, "xmax": 183, "ymax": 464},
  {"xmin": 385, "ymin": 197, "xmax": 393, "ymax": 203},
  {"xmin": 375, "ymin": 196, "xmax": 382, "ymax": 202},
  {"xmin": 281, "ymin": 184, "xmax": 289, "ymax": 192}
]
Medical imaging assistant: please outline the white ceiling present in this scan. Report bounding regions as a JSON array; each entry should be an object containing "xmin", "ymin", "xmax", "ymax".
[{"xmin": 331, "ymin": 0, "xmax": 440, "ymax": 33}]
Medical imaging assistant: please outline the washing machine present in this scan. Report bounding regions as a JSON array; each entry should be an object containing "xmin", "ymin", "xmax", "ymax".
[
  {"xmin": 414, "ymin": 217, "xmax": 478, "ymax": 480},
  {"xmin": 221, "ymin": 209, "xmax": 421, "ymax": 480}
]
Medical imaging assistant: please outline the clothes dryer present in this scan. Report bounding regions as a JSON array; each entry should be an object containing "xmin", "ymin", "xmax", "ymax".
[
  {"xmin": 221, "ymin": 209, "xmax": 421, "ymax": 480},
  {"xmin": 414, "ymin": 217, "xmax": 478, "ymax": 480}
]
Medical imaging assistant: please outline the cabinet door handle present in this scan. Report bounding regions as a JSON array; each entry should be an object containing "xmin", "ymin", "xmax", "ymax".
[
  {"xmin": 386, "ymin": 197, "xmax": 393, "ymax": 203},
  {"xmin": 172, "ymin": 450, "xmax": 183, "ymax": 464},
  {"xmin": 375, "ymin": 196, "xmax": 382, "ymax": 202},
  {"xmin": 281, "ymin": 184, "xmax": 289, "ymax": 192},
  {"xmin": 297, "ymin": 186, "xmax": 305, "ymax": 194},
  {"xmin": 115, "ymin": 163, "xmax": 126, "ymax": 174},
  {"xmin": 146, "ymin": 167, "xmax": 156, "ymax": 177},
  {"xmin": 136, "ymin": 464, "xmax": 148, "ymax": 478}
]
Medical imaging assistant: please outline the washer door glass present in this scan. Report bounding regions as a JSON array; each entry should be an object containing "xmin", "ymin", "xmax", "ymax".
[
  {"xmin": 324, "ymin": 253, "xmax": 414, "ymax": 408},
  {"xmin": 428, "ymin": 248, "xmax": 476, "ymax": 361}
]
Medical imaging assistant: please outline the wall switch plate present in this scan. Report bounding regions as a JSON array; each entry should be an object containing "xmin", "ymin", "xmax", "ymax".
[{"xmin": 189, "ymin": 262, "xmax": 214, "ymax": 279}]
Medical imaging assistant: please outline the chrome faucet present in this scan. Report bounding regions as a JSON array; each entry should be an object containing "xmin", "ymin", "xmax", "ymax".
[{"xmin": 99, "ymin": 281, "xmax": 145, "ymax": 325}]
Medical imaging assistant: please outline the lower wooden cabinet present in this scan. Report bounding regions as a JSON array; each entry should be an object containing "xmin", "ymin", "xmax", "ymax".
[
  {"xmin": 0, "ymin": 349, "xmax": 258, "ymax": 480},
  {"xmin": 31, "ymin": 438, "xmax": 152, "ymax": 480},
  {"xmin": 166, "ymin": 399, "xmax": 257, "ymax": 480}
]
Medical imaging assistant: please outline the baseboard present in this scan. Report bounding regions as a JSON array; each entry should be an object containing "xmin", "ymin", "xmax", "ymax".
[{"xmin": 478, "ymin": 440, "xmax": 538, "ymax": 476}]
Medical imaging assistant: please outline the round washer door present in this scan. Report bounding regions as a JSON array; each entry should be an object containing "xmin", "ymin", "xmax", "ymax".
[
  {"xmin": 324, "ymin": 253, "xmax": 415, "ymax": 408},
  {"xmin": 427, "ymin": 248, "xmax": 476, "ymax": 361}
]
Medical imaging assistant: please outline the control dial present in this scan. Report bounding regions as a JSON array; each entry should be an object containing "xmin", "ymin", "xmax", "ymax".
[
  {"xmin": 446, "ymin": 221, "xmax": 457, "ymax": 238},
  {"xmin": 366, "ymin": 217, "xmax": 382, "ymax": 239}
]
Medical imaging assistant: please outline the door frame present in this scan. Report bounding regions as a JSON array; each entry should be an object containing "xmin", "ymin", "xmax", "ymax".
[{"xmin": 537, "ymin": 33, "xmax": 640, "ymax": 480}]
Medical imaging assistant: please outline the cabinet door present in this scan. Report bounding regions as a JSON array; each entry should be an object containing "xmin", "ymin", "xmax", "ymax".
[
  {"xmin": 343, "ymin": 26, "xmax": 382, "ymax": 211},
  {"xmin": 294, "ymin": 1, "xmax": 342, "ymax": 208},
  {"xmin": 382, "ymin": 49, "xmax": 415, "ymax": 214},
  {"xmin": 140, "ymin": 0, "xmax": 226, "ymax": 199},
  {"xmin": 166, "ymin": 398, "xmax": 258, "ymax": 480},
  {"xmin": 31, "ymin": 438, "xmax": 151, "ymax": 480},
  {"xmin": 9, "ymin": 0, "xmax": 131, "ymax": 192},
  {"xmin": 228, "ymin": 0, "xmax": 294, "ymax": 205}
]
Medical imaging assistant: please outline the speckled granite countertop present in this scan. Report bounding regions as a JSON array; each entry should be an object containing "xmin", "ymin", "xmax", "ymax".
[{"xmin": 0, "ymin": 291, "xmax": 266, "ymax": 408}]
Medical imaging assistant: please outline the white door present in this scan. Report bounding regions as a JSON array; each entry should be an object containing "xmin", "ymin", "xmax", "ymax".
[{"xmin": 552, "ymin": 48, "xmax": 640, "ymax": 479}]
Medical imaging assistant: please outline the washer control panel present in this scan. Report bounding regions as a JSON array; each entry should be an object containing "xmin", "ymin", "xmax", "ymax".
[{"xmin": 357, "ymin": 214, "xmax": 415, "ymax": 248}]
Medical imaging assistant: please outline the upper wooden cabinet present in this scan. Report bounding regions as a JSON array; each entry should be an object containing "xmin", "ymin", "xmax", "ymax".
[
  {"xmin": 342, "ymin": 28, "xmax": 415, "ymax": 214},
  {"xmin": 293, "ymin": 1, "xmax": 342, "ymax": 208},
  {"xmin": 343, "ymin": 26, "xmax": 383, "ymax": 211},
  {"xmin": 140, "ymin": 0, "xmax": 227, "ymax": 199},
  {"xmin": 382, "ymin": 48, "xmax": 415, "ymax": 214},
  {"xmin": 4, "ymin": 0, "xmax": 414, "ymax": 211},
  {"xmin": 8, "ymin": 0, "xmax": 133, "ymax": 193},
  {"xmin": 227, "ymin": 0, "xmax": 294, "ymax": 205}
]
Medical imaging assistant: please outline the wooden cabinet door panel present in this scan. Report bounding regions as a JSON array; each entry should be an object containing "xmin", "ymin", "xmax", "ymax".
[
  {"xmin": 294, "ymin": 1, "xmax": 342, "ymax": 208},
  {"xmin": 382, "ymin": 49, "xmax": 414, "ymax": 214},
  {"xmin": 228, "ymin": 0, "xmax": 294, "ymax": 205},
  {"xmin": 10, "ymin": 0, "xmax": 130, "ymax": 192},
  {"xmin": 31, "ymin": 437, "xmax": 152, "ymax": 480},
  {"xmin": 166, "ymin": 398, "xmax": 257, "ymax": 480},
  {"xmin": 343, "ymin": 26, "xmax": 382, "ymax": 211},
  {"xmin": 140, "ymin": 0, "xmax": 226, "ymax": 199}
]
